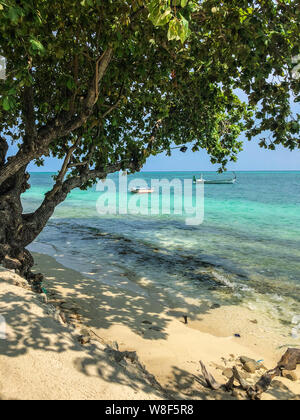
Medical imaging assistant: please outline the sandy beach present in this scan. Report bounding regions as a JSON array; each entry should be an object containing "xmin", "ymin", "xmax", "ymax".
[{"xmin": 0, "ymin": 252, "xmax": 299, "ymax": 400}]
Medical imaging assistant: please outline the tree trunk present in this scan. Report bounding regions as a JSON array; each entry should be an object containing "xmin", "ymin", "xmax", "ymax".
[
  {"xmin": 0, "ymin": 169, "xmax": 79, "ymax": 286},
  {"xmin": 0, "ymin": 145, "xmax": 120, "ymax": 290},
  {"xmin": 0, "ymin": 167, "xmax": 43, "ymax": 290}
]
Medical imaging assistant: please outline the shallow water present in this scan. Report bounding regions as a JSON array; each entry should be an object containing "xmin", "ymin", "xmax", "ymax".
[{"xmin": 24, "ymin": 171, "xmax": 300, "ymax": 339}]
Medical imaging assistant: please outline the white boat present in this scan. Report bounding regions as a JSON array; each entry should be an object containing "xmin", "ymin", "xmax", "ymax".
[
  {"xmin": 193, "ymin": 172, "xmax": 237, "ymax": 185},
  {"xmin": 131, "ymin": 187, "xmax": 154, "ymax": 194}
]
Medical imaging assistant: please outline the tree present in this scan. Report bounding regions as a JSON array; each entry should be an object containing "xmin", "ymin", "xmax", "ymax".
[{"xmin": 0, "ymin": 0, "xmax": 299, "ymax": 287}]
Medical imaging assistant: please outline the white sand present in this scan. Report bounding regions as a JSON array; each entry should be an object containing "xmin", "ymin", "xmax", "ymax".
[
  {"xmin": 0, "ymin": 253, "xmax": 299, "ymax": 400},
  {"xmin": 0, "ymin": 270, "xmax": 163, "ymax": 400}
]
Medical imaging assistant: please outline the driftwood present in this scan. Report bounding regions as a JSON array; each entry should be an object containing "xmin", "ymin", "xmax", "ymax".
[
  {"xmin": 250, "ymin": 348, "xmax": 300, "ymax": 399},
  {"xmin": 200, "ymin": 348, "xmax": 300, "ymax": 400},
  {"xmin": 232, "ymin": 367, "xmax": 251, "ymax": 392},
  {"xmin": 251, "ymin": 368, "xmax": 280, "ymax": 400},
  {"xmin": 199, "ymin": 361, "xmax": 222, "ymax": 390}
]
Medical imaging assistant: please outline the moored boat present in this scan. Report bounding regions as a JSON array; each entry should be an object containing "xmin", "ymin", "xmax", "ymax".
[
  {"xmin": 131, "ymin": 187, "xmax": 154, "ymax": 194},
  {"xmin": 193, "ymin": 172, "xmax": 237, "ymax": 185}
]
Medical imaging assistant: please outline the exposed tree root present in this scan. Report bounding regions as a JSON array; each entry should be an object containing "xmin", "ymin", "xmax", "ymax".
[{"xmin": 1, "ymin": 248, "xmax": 44, "ymax": 293}]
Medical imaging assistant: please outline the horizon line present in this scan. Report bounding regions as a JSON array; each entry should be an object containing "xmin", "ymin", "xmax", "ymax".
[{"xmin": 28, "ymin": 169, "xmax": 300, "ymax": 173}]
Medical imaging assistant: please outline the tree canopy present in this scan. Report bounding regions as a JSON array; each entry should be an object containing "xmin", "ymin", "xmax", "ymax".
[
  {"xmin": 1, "ymin": 0, "xmax": 299, "ymax": 178},
  {"xmin": 0, "ymin": 1, "xmax": 299, "ymax": 277}
]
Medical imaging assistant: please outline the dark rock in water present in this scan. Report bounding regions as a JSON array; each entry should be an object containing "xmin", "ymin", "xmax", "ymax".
[
  {"xmin": 142, "ymin": 320, "xmax": 152, "ymax": 325},
  {"xmin": 119, "ymin": 250, "xmax": 129, "ymax": 255}
]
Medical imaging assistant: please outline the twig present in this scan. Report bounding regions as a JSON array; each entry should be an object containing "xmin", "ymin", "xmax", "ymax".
[
  {"xmin": 56, "ymin": 138, "xmax": 81, "ymax": 184},
  {"xmin": 102, "ymin": 83, "xmax": 125, "ymax": 119}
]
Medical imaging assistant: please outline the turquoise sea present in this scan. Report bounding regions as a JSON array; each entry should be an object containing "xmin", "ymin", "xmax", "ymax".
[{"xmin": 23, "ymin": 171, "xmax": 300, "ymax": 337}]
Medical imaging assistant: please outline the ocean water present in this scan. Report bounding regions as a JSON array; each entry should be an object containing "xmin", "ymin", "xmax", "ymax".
[{"xmin": 23, "ymin": 171, "xmax": 300, "ymax": 338}]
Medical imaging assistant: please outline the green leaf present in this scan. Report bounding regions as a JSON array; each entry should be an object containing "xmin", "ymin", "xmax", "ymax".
[
  {"xmin": 181, "ymin": 0, "xmax": 188, "ymax": 7},
  {"xmin": 2, "ymin": 96, "xmax": 10, "ymax": 111},
  {"xmin": 155, "ymin": 9, "xmax": 172, "ymax": 26},
  {"xmin": 30, "ymin": 39, "xmax": 46, "ymax": 54},
  {"xmin": 167, "ymin": 19, "xmax": 181, "ymax": 41},
  {"xmin": 167, "ymin": 15, "xmax": 190, "ymax": 44},
  {"xmin": 2, "ymin": 96, "xmax": 15, "ymax": 111},
  {"xmin": 7, "ymin": 7, "xmax": 20, "ymax": 23},
  {"xmin": 55, "ymin": 49, "xmax": 65, "ymax": 59},
  {"xmin": 67, "ymin": 77, "xmax": 76, "ymax": 91},
  {"xmin": 179, "ymin": 14, "xmax": 189, "ymax": 42}
]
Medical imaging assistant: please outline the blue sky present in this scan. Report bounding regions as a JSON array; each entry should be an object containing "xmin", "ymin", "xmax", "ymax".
[{"xmin": 143, "ymin": 138, "xmax": 300, "ymax": 172}]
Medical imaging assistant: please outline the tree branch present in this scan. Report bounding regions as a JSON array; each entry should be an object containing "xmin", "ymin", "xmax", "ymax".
[
  {"xmin": 22, "ymin": 161, "xmax": 124, "ymax": 245},
  {"xmin": 0, "ymin": 48, "xmax": 113, "ymax": 187},
  {"xmin": 56, "ymin": 139, "xmax": 81, "ymax": 184},
  {"xmin": 102, "ymin": 83, "xmax": 125, "ymax": 119},
  {"xmin": 0, "ymin": 137, "xmax": 8, "ymax": 167},
  {"xmin": 147, "ymin": 119, "xmax": 163, "ymax": 151}
]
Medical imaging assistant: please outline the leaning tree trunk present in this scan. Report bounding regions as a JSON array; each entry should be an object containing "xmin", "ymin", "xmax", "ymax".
[
  {"xmin": 0, "ymin": 160, "xmax": 45, "ymax": 291},
  {"xmin": 0, "ymin": 164, "xmax": 38, "ymax": 274},
  {"xmin": 0, "ymin": 164, "xmax": 80, "ymax": 288}
]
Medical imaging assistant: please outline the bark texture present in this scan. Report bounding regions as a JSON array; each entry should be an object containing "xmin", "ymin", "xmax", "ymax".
[{"xmin": 0, "ymin": 165, "xmax": 35, "ymax": 277}]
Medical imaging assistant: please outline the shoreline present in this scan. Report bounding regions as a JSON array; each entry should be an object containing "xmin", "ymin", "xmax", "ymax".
[
  {"xmin": 33, "ymin": 251, "xmax": 300, "ymax": 360},
  {"xmin": 1, "ymin": 251, "xmax": 299, "ymax": 400}
]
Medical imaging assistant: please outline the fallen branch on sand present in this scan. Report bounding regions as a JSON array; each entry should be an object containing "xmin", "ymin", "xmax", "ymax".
[
  {"xmin": 200, "ymin": 348, "xmax": 300, "ymax": 400},
  {"xmin": 199, "ymin": 361, "xmax": 222, "ymax": 390}
]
